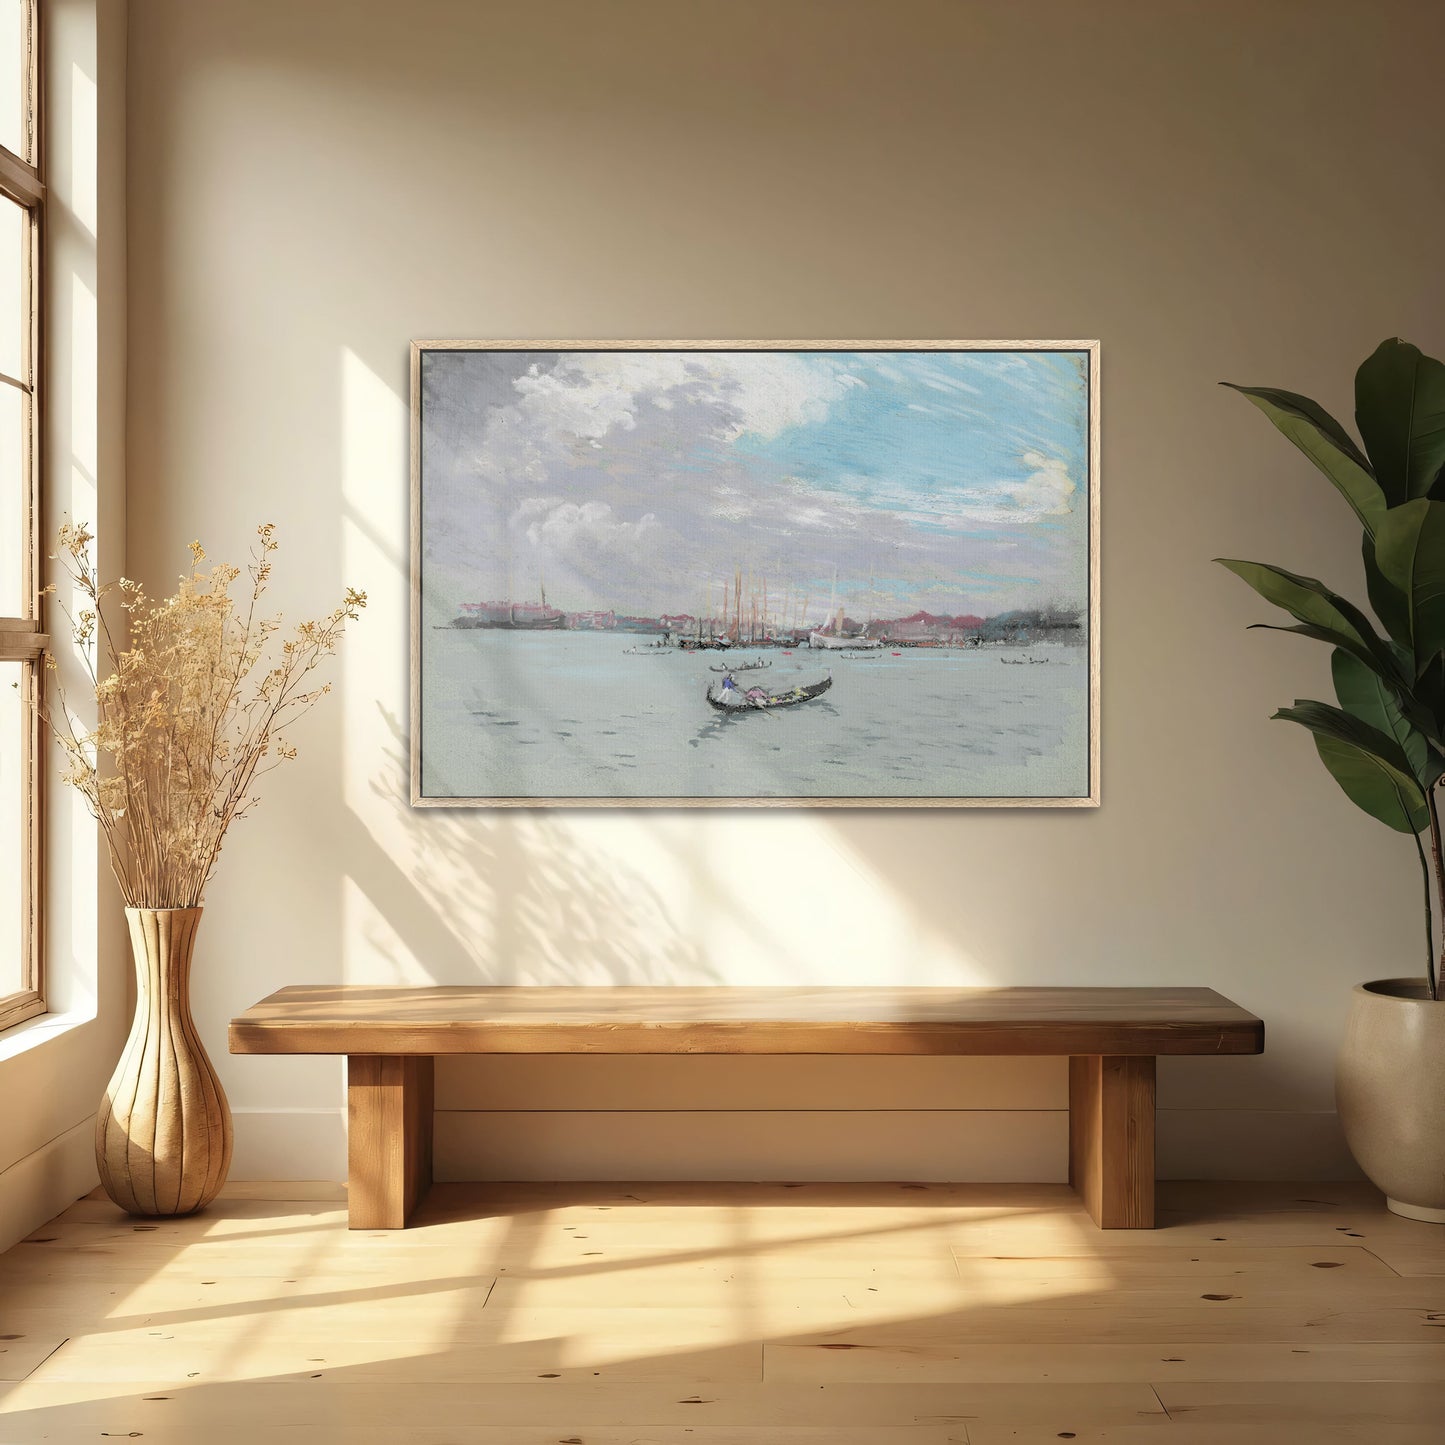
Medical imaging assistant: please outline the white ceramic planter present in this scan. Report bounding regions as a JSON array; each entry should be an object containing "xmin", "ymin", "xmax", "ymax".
[{"xmin": 1336, "ymin": 979, "xmax": 1445, "ymax": 1223}]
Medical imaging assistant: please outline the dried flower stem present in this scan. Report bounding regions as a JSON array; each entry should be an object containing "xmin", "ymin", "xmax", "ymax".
[{"xmin": 40, "ymin": 523, "xmax": 365, "ymax": 908}]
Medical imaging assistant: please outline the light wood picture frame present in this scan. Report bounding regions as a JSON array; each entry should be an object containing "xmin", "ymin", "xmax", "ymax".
[{"xmin": 410, "ymin": 340, "xmax": 1100, "ymax": 809}]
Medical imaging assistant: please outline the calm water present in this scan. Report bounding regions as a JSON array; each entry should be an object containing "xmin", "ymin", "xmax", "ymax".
[{"xmin": 420, "ymin": 630, "xmax": 1089, "ymax": 801}]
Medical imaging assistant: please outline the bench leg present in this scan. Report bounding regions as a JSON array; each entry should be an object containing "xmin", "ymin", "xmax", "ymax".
[
  {"xmin": 347, "ymin": 1055, "xmax": 434, "ymax": 1229},
  {"xmin": 1068, "ymin": 1055, "xmax": 1155, "ymax": 1229}
]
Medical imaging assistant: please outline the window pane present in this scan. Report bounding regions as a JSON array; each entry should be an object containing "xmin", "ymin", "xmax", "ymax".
[
  {"xmin": 0, "ymin": 659, "xmax": 25, "ymax": 1001},
  {"xmin": 0, "ymin": 193, "xmax": 23, "ymax": 384},
  {"xmin": 0, "ymin": 1, "xmax": 27, "ymax": 161},
  {"xmin": 0, "ymin": 379, "xmax": 21, "ymax": 615}
]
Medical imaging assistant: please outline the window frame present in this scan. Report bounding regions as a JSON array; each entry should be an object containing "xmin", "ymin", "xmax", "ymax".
[{"xmin": 0, "ymin": 0, "xmax": 45, "ymax": 1032}]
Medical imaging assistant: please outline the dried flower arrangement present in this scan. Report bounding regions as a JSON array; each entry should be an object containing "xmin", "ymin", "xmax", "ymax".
[{"xmin": 43, "ymin": 522, "xmax": 366, "ymax": 908}]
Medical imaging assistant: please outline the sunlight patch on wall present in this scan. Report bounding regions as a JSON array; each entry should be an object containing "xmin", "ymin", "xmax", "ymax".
[
  {"xmin": 557, "ymin": 811, "xmax": 991, "ymax": 986},
  {"xmin": 335, "ymin": 347, "xmax": 989, "ymax": 987},
  {"xmin": 339, "ymin": 346, "xmax": 413, "ymax": 981},
  {"xmin": 69, "ymin": 273, "xmax": 97, "ymax": 502},
  {"xmin": 68, "ymin": 62, "xmax": 98, "ymax": 239},
  {"xmin": 341, "ymin": 875, "xmax": 434, "ymax": 985},
  {"xmin": 45, "ymin": 267, "xmax": 101, "ymax": 1014}
]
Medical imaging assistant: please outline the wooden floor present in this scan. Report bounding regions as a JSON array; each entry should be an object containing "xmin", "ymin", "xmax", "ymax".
[{"xmin": 0, "ymin": 1181, "xmax": 1442, "ymax": 1442}]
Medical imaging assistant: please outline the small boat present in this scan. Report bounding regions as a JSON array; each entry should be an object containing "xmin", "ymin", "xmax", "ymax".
[
  {"xmin": 708, "ymin": 657, "xmax": 772, "ymax": 673},
  {"xmin": 625, "ymin": 645, "xmax": 675, "ymax": 655},
  {"xmin": 706, "ymin": 672, "xmax": 833, "ymax": 712},
  {"xmin": 809, "ymin": 630, "xmax": 881, "ymax": 651}
]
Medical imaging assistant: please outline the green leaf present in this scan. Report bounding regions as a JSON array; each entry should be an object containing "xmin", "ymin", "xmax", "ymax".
[
  {"xmin": 1330, "ymin": 648, "xmax": 1432, "ymax": 784},
  {"xmin": 1246, "ymin": 623, "xmax": 1406, "ymax": 697},
  {"xmin": 1223, "ymin": 383, "xmax": 1386, "ymax": 535},
  {"xmin": 1410, "ymin": 651, "xmax": 1445, "ymax": 738},
  {"xmin": 1354, "ymin": 339, "xmax": 1445, "ymax": 503},
  {"xmin": 1372, "ymin": 498, "xmax": 1445, "ymax": 673},
  {"xmin": 1363, "ymin": 533, "xmax": 1411, "ymax": 647},
  {"xmin": 1386, "ymin": 641, "xmax": 1445, "ymax": 751},
  {"xmin": 1216, "ymin": 559, "xmax": 1405, "ymax": 682},
  {"xmin": 1274, "ymin": 699, "xmax": 1429, "ymax": 833}
]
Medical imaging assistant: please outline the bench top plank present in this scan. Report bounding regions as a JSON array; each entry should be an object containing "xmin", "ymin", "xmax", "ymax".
[{"xmin": 229, "ymin": 985, "xmax": 1263, "ymax": 1057}]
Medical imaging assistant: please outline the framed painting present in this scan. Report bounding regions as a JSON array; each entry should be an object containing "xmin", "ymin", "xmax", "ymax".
[{"xmin": 410, "ymin": 340, "xmax": 1099, "ymax": 808}]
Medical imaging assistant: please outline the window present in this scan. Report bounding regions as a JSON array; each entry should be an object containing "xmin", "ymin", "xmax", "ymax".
[{"xmin": 0, "ymin": 0, "xmax": 41, "ymax": 1030}]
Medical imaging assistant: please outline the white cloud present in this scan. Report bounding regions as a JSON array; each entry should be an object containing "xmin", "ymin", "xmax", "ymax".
[
  {"xmin": 520, "ymin": 499, "xmax": 661, "ymax": 550},
  {"xmin": 933, "ymin": 451, "xmax": 1077, "ymax": 526},
  {"xmin": 505, "ymin": 351, "xmax": 844, "ymax": 450}
]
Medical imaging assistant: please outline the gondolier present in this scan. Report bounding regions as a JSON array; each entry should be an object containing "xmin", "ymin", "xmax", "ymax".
[{"xmin": 707, "ymin": 672, "xmax": 833, "ymax": 712}]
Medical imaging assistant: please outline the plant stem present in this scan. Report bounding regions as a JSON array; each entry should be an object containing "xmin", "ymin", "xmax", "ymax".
[
  {"xmin": 1427, "ymin": 785, "xmax": 1445, "ymax": 1001},
  {"xmin": 1412, "ymin": 823, "xmax": 1436, "ymax": 1000}
]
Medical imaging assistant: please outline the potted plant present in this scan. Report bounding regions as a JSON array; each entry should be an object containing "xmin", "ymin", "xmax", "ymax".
[
  {"xmin": 43, "ymin": 523, "xmax": 364, "ymax": 1216},
  {"xmin": 1218, "ymin": 337, "xmax": 1445, "ymax": 1222}
]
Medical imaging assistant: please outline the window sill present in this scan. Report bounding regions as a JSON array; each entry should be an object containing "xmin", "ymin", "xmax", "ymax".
[
  {"xmin": 0, "ymin": 1004, "xmax": 99, "ymax": 1064},
  {"xmin": 0, "ymin": 990, "xmax": 45, "ymax": 1032}
]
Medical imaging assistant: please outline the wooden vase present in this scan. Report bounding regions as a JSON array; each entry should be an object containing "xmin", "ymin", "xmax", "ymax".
[{"xmin": 95, "ymin": 907, "xmax": 233, "ymax": 1216}]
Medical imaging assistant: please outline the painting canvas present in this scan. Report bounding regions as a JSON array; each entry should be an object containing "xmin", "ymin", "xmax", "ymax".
[{"xmin": 411, "ymin": 341, "xmax": 1099, "ymax": 807}]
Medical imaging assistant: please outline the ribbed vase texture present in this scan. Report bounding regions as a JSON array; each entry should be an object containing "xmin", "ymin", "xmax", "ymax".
[{"xmin": 95, "ymin": 908, "xmax": 233, "ymax": 1216}]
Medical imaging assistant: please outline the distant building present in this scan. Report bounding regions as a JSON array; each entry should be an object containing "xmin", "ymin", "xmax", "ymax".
[{"xmin": 871, "ymin": 610, "xmax": 986, "ymax": 643}]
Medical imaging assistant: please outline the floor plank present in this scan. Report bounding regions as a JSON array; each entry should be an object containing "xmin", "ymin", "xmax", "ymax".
[
  {"xmin": 764, "ymin": 1338, "xmax": 1445, "ymax": 1384},
  {"xmin": 1152, "ymin": 1379, "xmax": 1445, "ymax": 1424},
  {"xmin": 27, "ymin": 1331, "xmax": 765, "ymax": 1386},
  {"xmin": 968, "ymin": 1428, "xmax": 1440, "ymax": 1445},
  {"xmin": 0, "ymin": 1339, "xmax": 65, "ymax": 1383},
  {"xmin": 0, "ymin": 1377, "xmax": 1166, "ymax": 1423},
  {"xmin": 949, "ymin": 1245, "xmax": 1400, "ymax": 1280}
]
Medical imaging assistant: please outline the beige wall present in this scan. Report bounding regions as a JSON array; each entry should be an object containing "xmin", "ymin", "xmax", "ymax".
[{"xmin": 124, "ymin": 0, "xmax": 1445, "ymax": 1181}]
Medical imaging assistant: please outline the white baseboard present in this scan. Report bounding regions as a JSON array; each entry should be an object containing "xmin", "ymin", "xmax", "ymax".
[
  {"xmin": 435, "ymin": 1109, "xmax": 1069, "ymax": 1182},
  {"xmin": 225, "ymin": 1107, "xmax": 1363, "ymax": 1185},
  {"xmin": 1157, "ymin": 1109, "xmax": 1363, "ymax": 1181},
  {"xmin": 230, "ymin": 1107, "xmax": 348, "ymax": 1183},
  {"xmin": 0, "ymin": 1118, "xmax": 98, "ymax": 1253}
]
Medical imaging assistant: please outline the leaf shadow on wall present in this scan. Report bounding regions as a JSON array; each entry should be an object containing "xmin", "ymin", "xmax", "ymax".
[{"xmin": 344, "ymin": 705, "xmax": 719, "ymax": 986}]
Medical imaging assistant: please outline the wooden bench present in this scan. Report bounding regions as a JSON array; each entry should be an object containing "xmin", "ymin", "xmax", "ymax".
[{"xmin": 228, "ymin": 985, "xmax": 1264, "ymax": 1232}]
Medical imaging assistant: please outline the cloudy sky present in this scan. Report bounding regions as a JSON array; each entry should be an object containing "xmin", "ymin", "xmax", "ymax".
[{"xmin": 419, "ymin": 348, "xmax": 1091, "ymax": 623}]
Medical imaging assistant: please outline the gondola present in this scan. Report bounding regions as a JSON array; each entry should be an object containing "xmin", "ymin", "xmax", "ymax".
[
  {"xmin": 706, "ymin": 673, "xmax": 832, "ymax": 712},
  {"xmin": 708, "ymin": 657, "xmax": 772, "ymax": 673}
]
